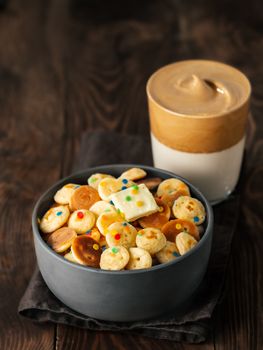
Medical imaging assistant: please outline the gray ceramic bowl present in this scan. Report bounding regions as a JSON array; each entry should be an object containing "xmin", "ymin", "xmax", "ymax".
[{"xmin": 32, "ymin": 164, "xmax": 213, "ymax": 322}]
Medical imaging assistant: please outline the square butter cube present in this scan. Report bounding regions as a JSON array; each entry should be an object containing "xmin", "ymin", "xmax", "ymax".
[{"xmin": 110, "ymin": 184, "xmax": 159, "ymax": 222}]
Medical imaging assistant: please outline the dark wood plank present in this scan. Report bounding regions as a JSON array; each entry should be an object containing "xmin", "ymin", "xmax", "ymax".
[
  {"xmin": 0, "ymin": 0, "xmax": 66, "ymax": 348},
  {"xmin": 56, "ymin": 326, "xmax": 214, "ymax": 350}
]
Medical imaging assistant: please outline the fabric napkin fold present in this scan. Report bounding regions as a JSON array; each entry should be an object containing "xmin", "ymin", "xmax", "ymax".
[{"xmin": 18, "ymin": 130, "xmax": 240, "ymax": 343}]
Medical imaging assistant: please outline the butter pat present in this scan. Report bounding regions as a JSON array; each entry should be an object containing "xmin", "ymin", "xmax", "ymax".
[{"xmin": 110, "ymin": 184, "xmax": 159, "ymax": 222}]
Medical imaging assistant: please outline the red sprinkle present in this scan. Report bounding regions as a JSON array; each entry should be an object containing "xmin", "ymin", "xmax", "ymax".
[
  {"xmin": 115, "ymin": 233, "xmax": 121, "ymax": 240},
  {"xmin": 77, "ymin": 211, "xmax": 84, "ymax": 219}
]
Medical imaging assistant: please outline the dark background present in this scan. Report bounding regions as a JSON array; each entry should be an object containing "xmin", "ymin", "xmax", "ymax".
[{"xmin": 0, "ymin": 0, "xmax": 262, "ymax": 349}]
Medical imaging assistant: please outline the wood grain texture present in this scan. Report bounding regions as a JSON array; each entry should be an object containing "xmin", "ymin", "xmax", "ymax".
[
  {"xmin": 0, "ymin": 0, "xmax": 262, "ymax": 349},
  {"xmin": 0, "ymin": 0, "xmax": 65, "ymax": 349}
]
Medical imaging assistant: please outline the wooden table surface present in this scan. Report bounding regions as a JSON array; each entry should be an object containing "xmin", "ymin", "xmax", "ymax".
[{"xmin": 0, "ymin": 0, "xmax": 262, "ymax": 349}]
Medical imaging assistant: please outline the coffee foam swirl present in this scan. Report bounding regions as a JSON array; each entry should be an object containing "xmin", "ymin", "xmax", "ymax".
[{"xmin": 147, "ymin": 60, "xmax": 251, "ymax": 153}]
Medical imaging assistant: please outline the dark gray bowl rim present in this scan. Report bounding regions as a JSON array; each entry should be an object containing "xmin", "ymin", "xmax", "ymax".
[{"xmin": 32, "ymin": 164, "xmax": 213, "ymax": 275}]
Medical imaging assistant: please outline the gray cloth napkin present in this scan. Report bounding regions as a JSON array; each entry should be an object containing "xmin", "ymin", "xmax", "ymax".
[{"xmin": 18, "ymin": 131, "xmax": 240, "ymax": 343}]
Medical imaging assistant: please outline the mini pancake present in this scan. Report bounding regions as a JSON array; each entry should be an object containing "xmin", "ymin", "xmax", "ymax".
[
  {"xmin": 126, "ymin": 247, "xmax": 152, "ymax": 270},
  {"xmin": 89, "ymin": 200, "xmax": 116, "ymax": 217},
  {"xmin": 100, "ymin": 246, "xmax": 130, "ymax": 270},
  {"xmin": 176, "ymin": 232, "xmax": 198, "ymax": 255},
  {"xmin": 138, "ymin": 198, "xmax": 170, "ymax": 229},
  {"xmin": 136, "ymin": 228, "xmax": 166, "ymax": 255},
  {"xmin": 96, "ymin": 212, "xmax": 124, "ymax": 236},
  {"xmin": 156, "ymin": 241, "xmax": 180, "ymax": 264},
  {"xmin": 68, "ymin": 209, "xmax": 96, "ymax": 234},
  {"xmin": 106, "ymin": 222, "xmax": 137, "ymax": 249},
  {"xmin": 136, "ymin": 177, "xmax": 162, "ymax": 191},
  {"xmin": 64, "ymin": 251, "xmax": 78, "ymax": 263},
  {"xmin": 172, "ymin": 196, "xmax": 206, "ymax": 225},
  {"xmin": 71, "ymin": 235, "xmax": 102, "ymax": 267},
  {"xmin": 40, "ymin": 205, "xmax": 70, "ymax": 233},
  {"xmin": 47, "ymin": 227, "xmax": 77, "ymax": 253},
  {"xmin": 119, "ymin": 167, "xmax": 147, "ymax": 181},
  {"xmin": 158, "ymin": 189, "xmax": 189, "ymax": 208},
  {"xmin": 69, "ymin": 185, "xmax": 100, "ymax": 211},
  {"xmin": 84, "ymin": 227, "xmax": 101, "ymax": 242},
  {"xmin": 156, "ymin": 178, "xmax": 190, "ymax": 207},
  {"xmin": 54, "ymin": 183, "xmax": 80, "ymax": 204},
  {"xmin": 162, "ymin": 219, "xmax": 200, "ymax": 241},
  {"xmin": 87, "ymin": 173, "xmax": 114, "ymax": 190}
]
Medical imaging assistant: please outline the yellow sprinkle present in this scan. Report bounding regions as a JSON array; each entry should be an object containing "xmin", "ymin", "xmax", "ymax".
[
  {"xmin": 93, "ymin": 244, "xmax": 99, "ymax": 250},
  {"xmin": 176, "ymin": 224, "xmax": 182, "ymax": 230},
  {"xmin": 158, "ymin": 206, "xmax": 164, "ymax": 212},
  {"xmin": 136, "ymin": 201, "xmax": 144, "ymax": 207},
  {"xmin": 110, "ymin": 229, "xmax": 118, "ymax": 236},
  {"xmin": 131, "ymin": 189, "xmax": 139, "ymax": 195}
]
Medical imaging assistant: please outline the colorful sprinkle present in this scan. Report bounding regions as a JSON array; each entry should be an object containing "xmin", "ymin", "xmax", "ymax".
[
  {"xmin": 104, "ymin": 208, "xmax": 111, "ymax": 212},
  {"xmin": 110, "ymin": 200, "xmax": 114, "ymax": 205},
  {"xmin": 114, "ymin": 233, "xmax": 121, "ymax": 240},
  {"xmin": 122, "ymin": 178, "xmax": 128, "ymax": 184},
  {"xmin": 86, "ymin": 230, "xmax": 92, "ymax": 235},
  {"xmin": 136, "ymin": 201, "xmax": 144, "ymax": 207},
  {"xmin": 125, "ymin": 195, "xmax": 132, "ymax": 202},
  {"xmin": 90, "ymin": 177, "xmax": 97, "ymax": 183},
  {"xmin": 131, "ymin": 185, "xmax": 139, "ymax": 195},
  {"xmin": 194, "ymin": 216, "xmax": 199, "ymax": 223},
  {"xmin": 176, "ymin": 223, "xmax": 182, "ymax": 230},
  {"xmin": 56, "ymin": 211, "xmax": 63, "ymax": 216},
  {"xmin": 93, "ymin": 244, "xmax": 99, "ymax": 250},
  {"xmin": 77, "ymin": 211, "xmax": 84, "ymax": 219},
  {"xmin": 74, "ymin": 185, "xmax": 80, "ymax": 188},
  {"xmin": 116, "ymin": 208, "xmax": 121, "ymax": 214},
  {"xmin": 121, "ymin": 186, "xmax": 127, "ymax": 190},
  {"xmin": 173, "ymin": 251, "xmax": 180, "ymax": 257},
  {"xmin": 102, "ymin": 245, "xmax": 107, "ymax": 252},
  {"xmin": 158, "ymin": 206, "xmax": 164, "ymax": 212},
  {"xmin": 122, "ymin": 222, "xmax": 128, "ymax": 226},
  {"xmin": 111, "ymin": 247, "xmax": 119, "ymax": 254},
  {"xmin": 110, "ymin": 229, "xmax": 118, "ymax": 236}
]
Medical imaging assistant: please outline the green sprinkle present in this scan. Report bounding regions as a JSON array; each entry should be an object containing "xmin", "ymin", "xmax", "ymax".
[
  {"xmin": 90, "ymin": 177, "xmax": 97, "ymax": 183},
  {"xmin": 112, "ymin": 247, "xmax": 119, "ymax": 254},
  {"xmin": 132, "ymin": 185, "xmax": 139, "ymax": 190},
  {"xmin": 116, "ymin": 208, "xmax": 121, "ymax": 214},
  {"xmin": 104, "ymin": 208, "xmax": 111, "ymax": 212},
  {"xmin": 125, "ymin": 195, "xmax": 132, "ymax": 201}
]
